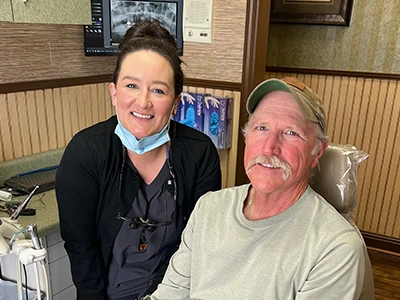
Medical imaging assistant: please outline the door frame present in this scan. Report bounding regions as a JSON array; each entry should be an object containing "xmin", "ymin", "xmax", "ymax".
[{"xmin": 235, "ymin": 0, "xmax": 271, "ymax": 185}]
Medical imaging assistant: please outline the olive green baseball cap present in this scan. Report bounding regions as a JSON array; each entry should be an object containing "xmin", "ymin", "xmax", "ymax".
[{"xmin": 246, "ymin": 77, "xmax": 326, "ymax": 133}]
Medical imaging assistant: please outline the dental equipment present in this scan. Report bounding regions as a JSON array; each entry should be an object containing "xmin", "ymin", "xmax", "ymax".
[
  {"xmin": 0, "ymin": 185, "xmax": 39, "ymax": 255},
  {"xmin": 0, "ymin": 186, "xmax": 49, "ymax": 299},
  {"xmin": 12, "ymin": 224, "xmax": 50, "ymax": 300},
  {"xmin": 10, "ymin": 185, "xmax": 39, "ymax": 220}
]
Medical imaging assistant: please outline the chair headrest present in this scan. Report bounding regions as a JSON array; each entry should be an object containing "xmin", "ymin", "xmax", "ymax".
[{"xmin": 309, "ymin": 144, "xmax": 368, "ymax": 220}]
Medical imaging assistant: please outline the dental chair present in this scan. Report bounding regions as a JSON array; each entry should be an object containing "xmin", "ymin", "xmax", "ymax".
[{"xmin": 310, "ymin": 144, "xmax": 375, "ymax": 300}]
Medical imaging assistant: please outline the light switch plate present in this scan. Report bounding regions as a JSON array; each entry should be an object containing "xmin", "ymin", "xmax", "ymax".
[{"xmin": 183, "ymin": 0, "xmax": 213, "ymax": 44}]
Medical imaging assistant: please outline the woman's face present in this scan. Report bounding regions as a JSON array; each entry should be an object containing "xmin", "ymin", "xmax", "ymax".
[{"xmin": 110, "ymin": 50, "xmax": 179, "ymax": 140}]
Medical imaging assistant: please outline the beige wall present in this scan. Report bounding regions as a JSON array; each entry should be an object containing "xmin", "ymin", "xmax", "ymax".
[
  {"xmin": 0, "ymin": 23, "xmax": 116, "ymax": 84},
  {"xmin": 267, "ymin": 0, "xmax": 400, "ymax": 73},
  {"xmin": 183, "ymin": 0, "xmax": 247, "ymax": 82},
  {"xmin": 0, "ymin": 0, "xmax": 247, "ymax": 85}
]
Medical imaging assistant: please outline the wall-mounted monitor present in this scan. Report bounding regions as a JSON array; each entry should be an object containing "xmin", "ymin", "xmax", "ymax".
[{"xmin": 84, "ymin": 0, "xmax": 184, "ymax": 56}]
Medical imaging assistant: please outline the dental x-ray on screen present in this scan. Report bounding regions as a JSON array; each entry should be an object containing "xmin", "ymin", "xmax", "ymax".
[{"xmin": 111, "ymin": 0, "xmax": 178, "ymax": 45}]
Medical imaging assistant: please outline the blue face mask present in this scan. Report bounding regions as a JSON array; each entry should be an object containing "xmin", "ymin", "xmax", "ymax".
[{"xmin": 114, "ymin": 119, "xmax": 170, "ymax": 155}]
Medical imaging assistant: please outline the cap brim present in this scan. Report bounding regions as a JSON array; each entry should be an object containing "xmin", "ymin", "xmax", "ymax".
[{"xmin": 246, "ymin": 79, "xmax": 292, "ymax": 113}]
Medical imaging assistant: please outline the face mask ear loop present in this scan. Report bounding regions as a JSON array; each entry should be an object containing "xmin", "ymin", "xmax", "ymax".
[
  {"xmin": 167, "ymin": 99, "xmax": 177, "ymax": 133},
  {"xmin": 168, "ymin": 93, "xmax": 180, "ymax": 149},
  {"xmin": 171, "ymin": 94, "xmax": 181, "ymax": 118},
  {"xmin": 164, "ymin": 100, "xmax": 177, "ymax": 153}
]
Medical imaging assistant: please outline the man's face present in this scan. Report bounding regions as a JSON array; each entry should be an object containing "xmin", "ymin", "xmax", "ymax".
[{"xmin": 244, "ymin": 91, "xmax": 324, "ymax": 196}]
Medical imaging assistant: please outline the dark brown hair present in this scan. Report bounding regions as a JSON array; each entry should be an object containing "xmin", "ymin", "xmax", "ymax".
[{"xmin": 111, "ymin": 20, "xmax": 184, "ymax": 97}]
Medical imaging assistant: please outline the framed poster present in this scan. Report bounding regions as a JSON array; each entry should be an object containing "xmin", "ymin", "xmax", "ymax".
[{"xmin": 270, "ymin": 0, "xmax": 354, "ymax": 26}]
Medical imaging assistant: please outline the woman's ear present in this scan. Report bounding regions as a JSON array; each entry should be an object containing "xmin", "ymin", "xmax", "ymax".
[
  {"xmin": 109, "ymin": 83, "xmax": 117, "ymax": 107},
  {"xmin": 173, "ymin": 95, "xmax": 181, "ymax": 115}
]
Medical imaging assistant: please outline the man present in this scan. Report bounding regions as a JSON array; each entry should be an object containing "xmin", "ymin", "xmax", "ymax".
[{"xmin": 146, "ymin": 77, "xmax": 366, "ymax": 299}]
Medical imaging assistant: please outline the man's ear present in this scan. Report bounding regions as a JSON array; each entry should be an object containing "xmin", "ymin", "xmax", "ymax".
[
  {"xmin": 310, "ymin": 141, "xmax": 328, "ymax": 168},
  {"xmin": 173, "ymin": 94, "xmax": 181, "ymax": 115},
  {"xmin": 109, "ymin": 83, "xmax": 117, "ymax": 107}
]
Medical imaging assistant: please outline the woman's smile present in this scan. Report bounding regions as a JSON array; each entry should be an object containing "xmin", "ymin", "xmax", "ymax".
[{"xmin": 131, "ymin": 111, "xmax": 153, "ymax": 119}]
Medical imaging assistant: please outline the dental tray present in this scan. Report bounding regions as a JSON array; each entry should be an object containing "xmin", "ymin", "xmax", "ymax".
[{"xmin": 3, "ymin": 166, "xmax": 58, "ymax": 194}]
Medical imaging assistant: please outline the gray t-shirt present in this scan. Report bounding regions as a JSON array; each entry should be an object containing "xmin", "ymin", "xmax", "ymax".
[{"xmin": 150, "ymin": 184, "xmax": 366, "ymax": 300}]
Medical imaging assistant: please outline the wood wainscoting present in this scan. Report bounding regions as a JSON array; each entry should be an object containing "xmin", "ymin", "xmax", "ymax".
[
  {"xmin": 0, "ymin": 82, "xmax": 240, "ymax": 189},
  {"xmin": 266, "ymin": 71, "xmax": 400, "ymax": 241},
  {"xmin": 0, "ymin": 83, "xmax": 114, "ymax": 160}
]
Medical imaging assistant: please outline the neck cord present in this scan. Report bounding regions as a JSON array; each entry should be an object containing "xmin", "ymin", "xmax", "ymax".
[
  {"xmin": 247, "ymin": 189, "xmax": 254, "ymax": 221},
  {"xmin": 139, "ymin": 144, "xmax": 170, "ymax": 251},
  {"xmin": 117, "ymin": 143, "xmax": 177, "ymax": 251}
]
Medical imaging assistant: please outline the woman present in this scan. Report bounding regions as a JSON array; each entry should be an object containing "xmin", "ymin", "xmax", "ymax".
[{"xmin": 56, "ymin": 20, "xmax": 221, "ymax": 300}]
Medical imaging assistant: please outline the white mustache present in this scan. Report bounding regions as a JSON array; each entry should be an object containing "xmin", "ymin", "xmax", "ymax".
[{"xmin": 246, "ymin": 155, "xmax": 292, "ymax": 180}]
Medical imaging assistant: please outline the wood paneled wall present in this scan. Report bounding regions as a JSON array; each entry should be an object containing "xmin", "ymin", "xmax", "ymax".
[
  {"xmin": 0, "ymin": 83, "xmax": 113, "ymax": 160},
  {"xmin": 0, "ymin": 84, "xmax": 240, "ymax": 188},
  {"xmin": 266, "ymin": 72, "xmax": 400, "ymax": 239}
]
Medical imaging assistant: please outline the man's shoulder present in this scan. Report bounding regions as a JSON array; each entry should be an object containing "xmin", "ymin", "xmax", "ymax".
[{"xmin": 302, "ymin": 188, "xmax": 363, "ymax": 241}]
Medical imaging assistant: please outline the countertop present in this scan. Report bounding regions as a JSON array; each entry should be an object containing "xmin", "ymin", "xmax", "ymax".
[
  {"xmin": 0, "ymin": 147, "xmax": 65, "ymax": 238},
  {"xmin": 0, "ymin": 190, "xmax": 59, "ymax": 238}
]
